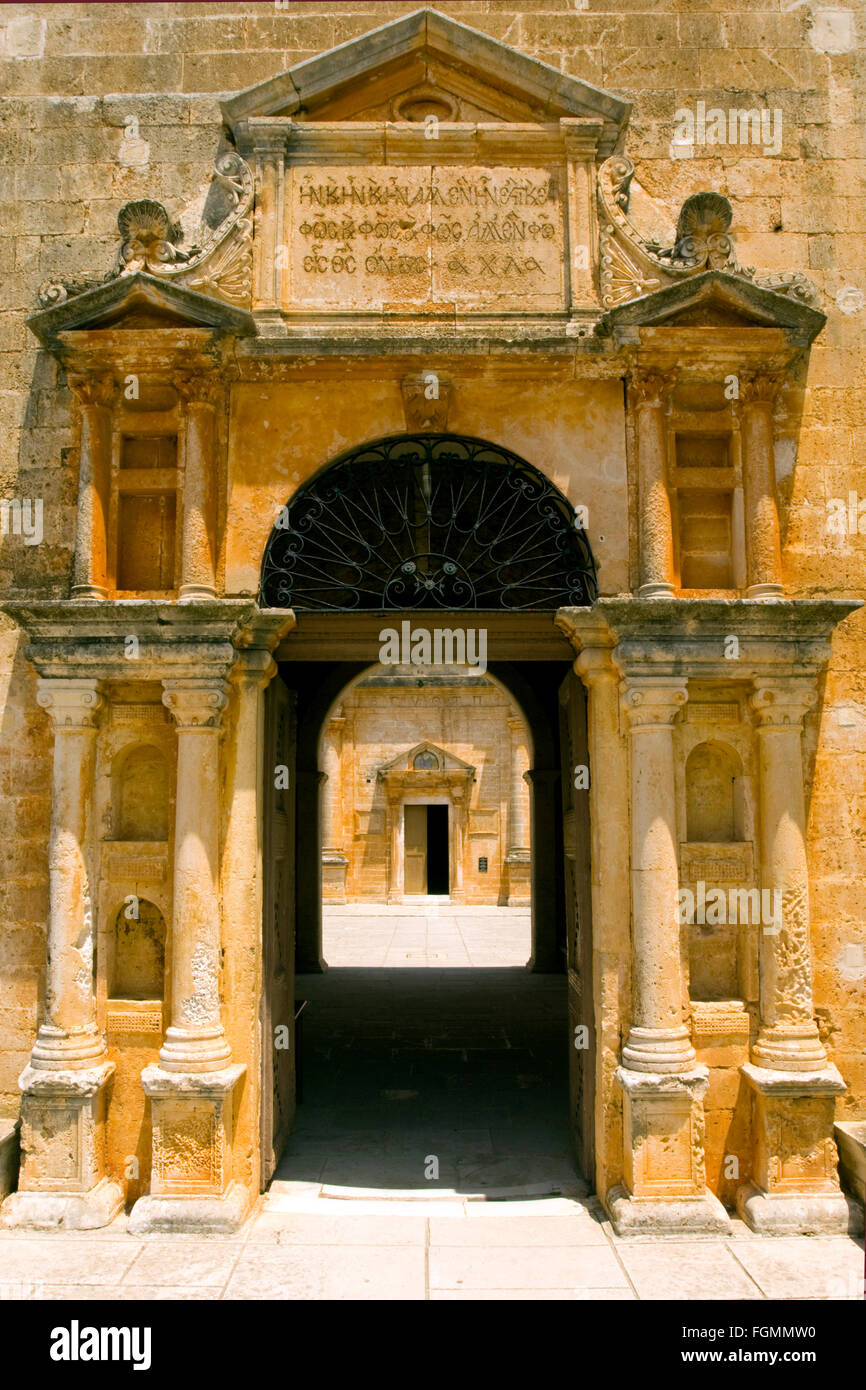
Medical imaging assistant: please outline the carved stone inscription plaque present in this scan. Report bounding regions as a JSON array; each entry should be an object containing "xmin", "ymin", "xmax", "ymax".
[{"xmin": 287, "ymin": 166, "xmax": 565, "ymax": 312}]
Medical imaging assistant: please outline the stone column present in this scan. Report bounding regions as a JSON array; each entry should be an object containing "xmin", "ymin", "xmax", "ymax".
[
  {"xmin": 2, "ymin": 680, "xmax": 123, "ymax": 1230},
  {"xmin": 159, "ymin": 678, "xmax": 232, "ymax": 1071},
  {"xmin": 505, "ymin": 716, "xmax": 530, "ymax": 905},
  {"xmin": 574, "ymin": 647, "xmax": 631, "ymax": 1206},
  {"xmin": 252, "ymin": 130, "xmax": 287, "ymax": 314},
  {"xmin": 631, "ymin": 371, "xmax": 675, "ymax": 598},
  {"xmin": 611, "ymin": 676, "xmax": 728, "ymax": 1234},
  {"xmin": 321, "ymin": 712, "xmax": 348, "ymax": 902},
  {"xmin": 70, "ymin": 375, "xmax": 114, "ymax": 600},
  {"xmin": 738, "ymin": 679, "xmax": 851, "ymax": 1234},
  {"xmin": 223, "ymin": 648, "xmax": 277, "ymax": 1200},
  {"xmin": 621, "ymin": 679, "xmax": 693, "ymax": 1073},
  {"xmin": 174, "ymin": 375, "xmax": 219, "ymax": 601},
  {"xmin": 740, "ymin": 373, "xmax": 783, "ymax": 599},
  {"xmin": 129, "ymin": 677, "xmax": 245, "ymax": 1234},
  {"xmin": 525, "ymin": 768, "xmax": 560, "ymax": 971}
]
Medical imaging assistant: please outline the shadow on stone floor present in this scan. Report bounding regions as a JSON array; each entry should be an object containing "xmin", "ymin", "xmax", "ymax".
[{"xmin": 270, "ymin": 967, "xmax": 586, "ymax": 1199}]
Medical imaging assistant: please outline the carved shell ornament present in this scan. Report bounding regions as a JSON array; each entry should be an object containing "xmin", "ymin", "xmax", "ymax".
[
  {"xmin": 667, "ymin": 192, "xmax": 739, "ymax": 273},
  {"xmin": 117, "ymin": 200, "xmax": 199, "ymax": 274},
  {"xmin": 38, "ymin": 152, "xmax": 254, "ymax": 309},
  {"xmin": 596, "ymin": 155, "xmax": 820, "ymax": 310}
]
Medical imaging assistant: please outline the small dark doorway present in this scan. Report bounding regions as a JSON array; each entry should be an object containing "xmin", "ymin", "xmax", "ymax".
[
  {"xmin": 427, "ymin": 804, "xmax": 449, "ymax": 895},
  {"xmin": 404, "ymin": 803, "xmax": 449, "ymax": 895}
]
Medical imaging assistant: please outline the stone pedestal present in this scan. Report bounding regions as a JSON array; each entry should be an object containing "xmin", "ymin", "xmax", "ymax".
[
  {"xmin": 608, "ymin": 1067, "xmax": 730, "ymax": 1234},
  {"xmin": 322, "ymin": 849, "xmax": 349, "ymax": 902},
  {"xmin": 737, "ymin": 1064, "xmax": 859, "ymax": 1235},
  {"xmin": 2, "ymin": 1064, "xmax": 123, "ymax": 1230},
  {"xmin": 129, "ymin": 1064, "xmax": 246, "ymax": 1234},
  {"xmin": 504, "ymin": 848, "xmax": 531, "ymax": 905},
  {"xmin": 0, "ymin": 1118, "xmax": 20, "ymax": 1204},
  {"xmin": 835, "ymin": 1120, "xmax": 866, "ymax": 1208}
]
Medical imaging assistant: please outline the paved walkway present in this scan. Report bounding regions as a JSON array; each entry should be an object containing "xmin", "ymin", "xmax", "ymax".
[
  {"xmin": 322, "ymin": 902, "xmax": 532, "ymax": 967},
  {"xmin": 0, "ymin": 908, "xmax": 862, "ymax": 1300},
  {"xmin": 0, "ymin": 1200, "xmax": 861, "ymax": 1301}
]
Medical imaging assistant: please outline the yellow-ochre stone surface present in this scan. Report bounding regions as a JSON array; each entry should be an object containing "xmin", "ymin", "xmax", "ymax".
[{"xmin": 0, "ymin": 2, "xmax": 863, "ymax": 1237}]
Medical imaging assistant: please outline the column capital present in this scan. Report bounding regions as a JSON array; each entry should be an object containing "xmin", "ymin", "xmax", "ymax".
[
  {"xmin": 628, "ymin": 368, "xmax": 676, "ymax": 408},
  {"xmin": 749, "ymin": 680, "xmax": 815, "ymax": 730},
  {"xmin": 738, "ymin": 371, "xmax": 781, "ymax": 408},
  {"xmin": 172, "ymin": 372, "xmax": 224, "ymax": 407},
  {"xmin": 230, "ymin": 649, "xmax": 277, "ymax": 692},
  {"xmin": 68, "ymin": 373, "xmax": 116, "ymax": 409},
  {"xmin": 36, "ymin": 679, "xmax": 103, "ymax": 729},
  {"xmin": 620, "ymin": 678, "xmax": 688, "ymax": 728},
  {"xmin": 162, "ymin": 678, "xmax": 230, "ymax": 729},
  {"xmin": 575, "ymin": 644, "xmax": 618, "ymax": 685}
]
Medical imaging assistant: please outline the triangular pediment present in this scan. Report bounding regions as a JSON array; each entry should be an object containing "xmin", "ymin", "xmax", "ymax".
[
  {"xmin": 27, "ymin": 272, "xmax": 256, "ymax": 348},
  {"xmin": 597, "ymin": 271, "xmax": 825, "ymax": 343},
  {"xmin": 378, "ymin": 741, "xmax": 475, "ymax": 777},
  {"xmin": 222, "ymin": 7, "xmax": 629, "ymax": 154}
]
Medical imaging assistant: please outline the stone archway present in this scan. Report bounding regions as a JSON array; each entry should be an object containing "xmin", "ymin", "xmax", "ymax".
[{"xmin": 257, "ymin": 434, "xmax": 597, "ymax": 1189}]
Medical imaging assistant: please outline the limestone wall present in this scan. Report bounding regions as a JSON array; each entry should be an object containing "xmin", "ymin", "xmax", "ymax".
[{"xmin": 0, "ymin": 1, "xmax": 864, "ymax": 1146}]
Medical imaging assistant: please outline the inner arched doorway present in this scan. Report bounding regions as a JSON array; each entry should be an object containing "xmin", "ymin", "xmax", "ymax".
[{"xmin": 258, "ymin": 434, "xmax": 596, "ymax": 1194}]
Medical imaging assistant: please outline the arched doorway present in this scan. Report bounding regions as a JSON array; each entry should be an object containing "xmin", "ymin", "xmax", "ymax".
[{"xmin": 258, "ymin": 434, "xmax": 596, "ymax": 1193}]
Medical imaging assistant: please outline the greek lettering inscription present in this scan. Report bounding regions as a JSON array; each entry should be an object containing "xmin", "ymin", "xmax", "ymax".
[{"xmin": 289, "ymin": 166, "xmax": 565, "ymax": 311}]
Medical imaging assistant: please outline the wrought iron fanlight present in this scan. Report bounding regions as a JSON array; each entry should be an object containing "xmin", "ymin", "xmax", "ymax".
[{"xmin": 260, "ymin": 434, "xmax": 597, "ymax": 612}]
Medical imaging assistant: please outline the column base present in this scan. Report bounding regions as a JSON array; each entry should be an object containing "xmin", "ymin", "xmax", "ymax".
[
  {"xmin": 621, "ymin": 1025, "xmax": 696, "ymax": 1073},
  {"xmin": 178, "ymin": 585, "xmax": 217, "ymax": 602},
  {"xmin": 1, "ymin": 1176, "xmax": 123, "ymax": 1231},
  {"xmin": 745, "ymin": 583, "xmax": 784, "ymax": 601},
  {"xmin": 69, "ymin": 585, "xmax": 108, "ymax": 601},
  {"xmin": 736, "ymin": 1180, "xmax": 862, "ymax": 1236},
  {"xmin": 128, "ymin": 1180, "xmax": 249, "ymax": 1236},
  {"xmin": 607, "ymin": 1183, "xmax": 731, "ymax": 1236},
  {"xmin": 637, "ymin": 581, "xmax": 675, "ymax": 599}
]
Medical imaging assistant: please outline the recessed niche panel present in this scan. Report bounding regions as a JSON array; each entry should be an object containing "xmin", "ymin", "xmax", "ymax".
[
  {"xmin": 111, "ymin": 899, "xmax": 166, "ymax": 1000},
  {"xmin": 679, "ymin": 490, "xmax": 733, "ymax": 589},
  {"xmin": 117, "ymin": 493, "xmax": 176, "ymax": 591},
  {"xmin": 116, "ymin": 745, "xmax": 169, "ymax": 841}
]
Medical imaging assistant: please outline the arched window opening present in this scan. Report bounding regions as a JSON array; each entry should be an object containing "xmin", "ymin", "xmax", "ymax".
[
  {"xmin": 110, "ymin": 899, "xmax": 166, "ymax": 1000},
  {"xmin": 260, "ymin": 434, "xmax": 597, "ymax": 611}
]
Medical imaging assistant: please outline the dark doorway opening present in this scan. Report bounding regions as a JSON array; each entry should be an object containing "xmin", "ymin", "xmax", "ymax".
[
  {"xmin": 404, "ymin": 803, "xmax": 450, "ymax": 895},
  {"xmin": 427, "ymin": 804, "xmax": 449, "ymax": 895}
]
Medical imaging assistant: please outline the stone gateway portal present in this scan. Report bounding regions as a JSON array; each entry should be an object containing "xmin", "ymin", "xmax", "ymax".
[{"xmin": 0, "ymin": 4, "xmax": 863, "ymax": 1257}]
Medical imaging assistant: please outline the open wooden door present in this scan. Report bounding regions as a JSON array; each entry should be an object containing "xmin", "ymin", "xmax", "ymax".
[
  {"xmin": 404, "ymin": 804, "xmax": 427, "ymax": 895},
  {"xmin": 559, "ymin": 671, "xmax": 595, "ymax": 1182},
  {"xmin": 260, "ymin": 675, "xmax": 296, "ymax": 1188}
]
